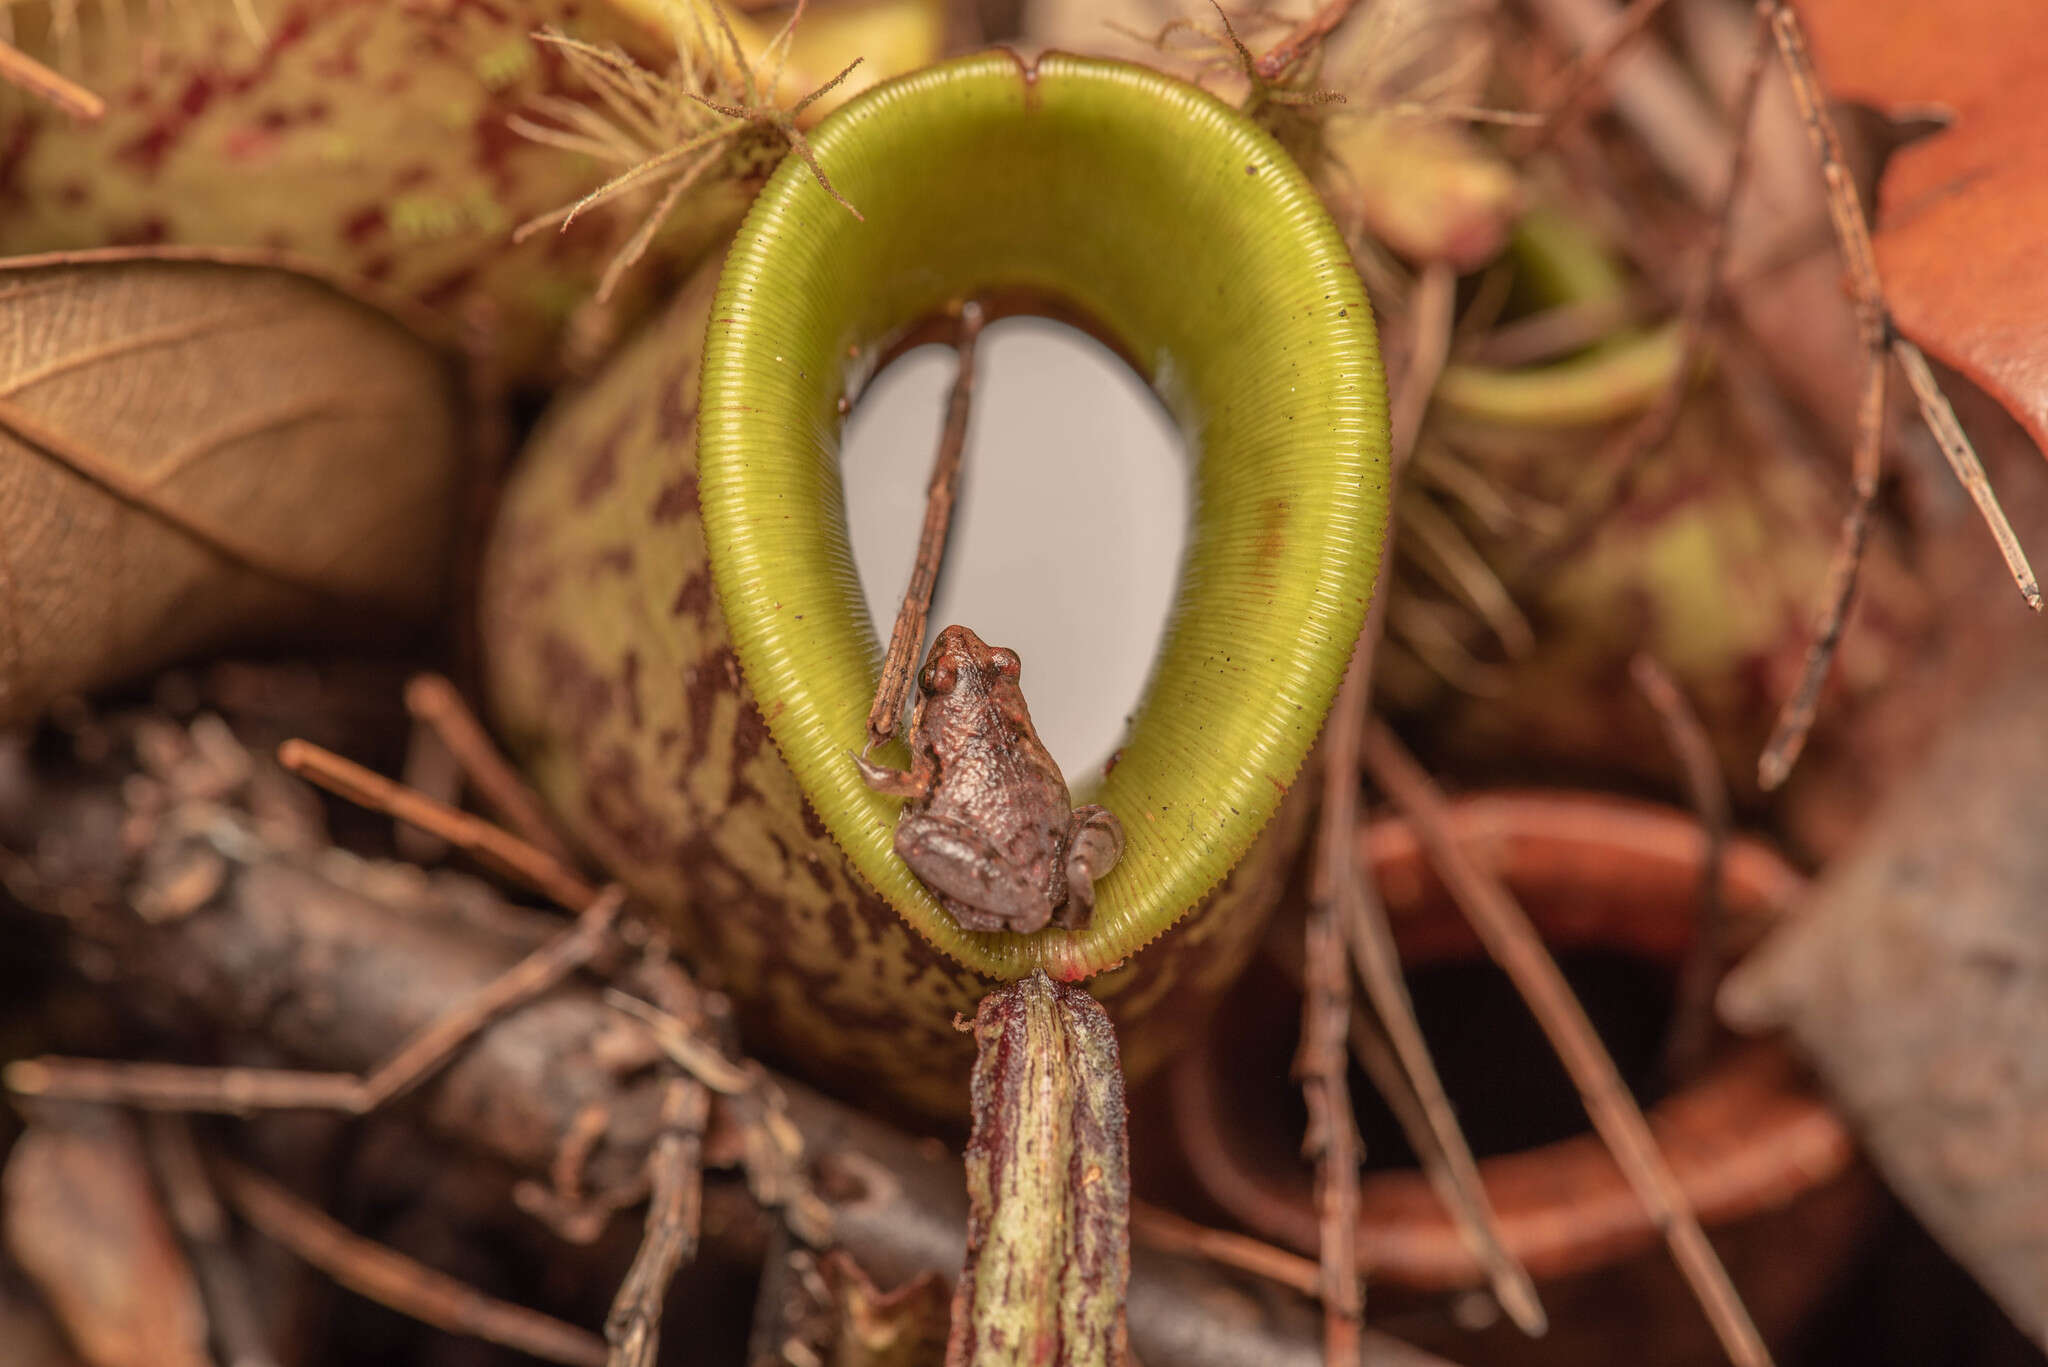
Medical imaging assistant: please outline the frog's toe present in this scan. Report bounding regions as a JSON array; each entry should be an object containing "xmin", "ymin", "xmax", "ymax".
[
  {"xmin": 1055, "ymin": 868, "xmax": 1096, "ymax": 930},
  {"xmin": 1068, "ymin": 805, "xmax": 1125, "ymax": 879}
]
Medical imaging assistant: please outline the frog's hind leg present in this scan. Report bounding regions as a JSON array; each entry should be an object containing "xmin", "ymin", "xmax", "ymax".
[
  {"xmin": 1055, "ymin": 805, "xmax": 1126, "ymax": 930},
  {"xmin": 894, "ymin": 811, "xmax": 1054, "ymax": 933}
]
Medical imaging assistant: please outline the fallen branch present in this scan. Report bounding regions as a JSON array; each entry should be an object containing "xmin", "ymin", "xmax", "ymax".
[
  {"xmin": 0, "ymin": 715, "xmax": 1462, "ymax": 1367},
  {"xmin": 8, "ymin": 887, "xmax": 626, "ymax": 1117}
]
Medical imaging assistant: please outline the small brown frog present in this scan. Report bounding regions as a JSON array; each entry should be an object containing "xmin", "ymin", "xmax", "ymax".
[{"xmin": 853, "ymin": 624, "xmax": 1124, "ymax": 934}]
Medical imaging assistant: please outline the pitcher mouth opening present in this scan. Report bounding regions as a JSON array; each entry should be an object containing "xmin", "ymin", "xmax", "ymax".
[
  {"xmin": 698, "ymin": 51, "xmax": 1389, "ymax": 982},
  {"xmin": 839, "ymin": 306, "xmax": 1188, "ymax": 786}
]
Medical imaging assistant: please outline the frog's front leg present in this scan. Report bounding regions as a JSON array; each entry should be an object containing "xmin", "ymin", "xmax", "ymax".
[
  {"xmin": 894, "ymin": 810, "xmax": 1055, "ymax": 934},
  {"xmin": 851, "ymin": 747, "xmax": 936, "ymax": 801},
  {"xmin": 1054, "ymin": 804, "xmax": 1125, "ymax": 930}
]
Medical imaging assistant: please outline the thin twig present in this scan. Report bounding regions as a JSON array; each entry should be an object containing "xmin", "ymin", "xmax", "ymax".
[
  {"xmin": 144, "ymin": 1115, "xmax": 282, "ymax": 1367},
  {"xmin": 0, "ymin": 39, "xmax": 105, "ymax": 120},
  {"xmin": 1129, "ymin": 1201, "xmax": 1320, "ymax": 1298},
  {"xmin": 1296, "ymin": 888, "xmax": 1362, "ymax": 1367},
  {"xmin": 1362, "ymin": 719, "xmax": 1774, "ymax": 1367},
  {"xmin": 604, "ymin": 1000, "xmax": 829, "ymax": 1245},
  {"xmin": 1252, "ymin": 0, "xmax": 1365, "ymax": 81},
  {"xmin": 604, "ymin": 1078, "xmax": 711, "ymax": 1367},
  {"xmin": 277, "ymin": 738, "xmax": 598, "ymax": 910},
  {"xmin": 1753, "ymin": 0, "xmax": 2037, "ymax": 788},
  {"xmin": 1342, "ymin": 877, "xmax": 1545, "ymax": 1333},
  {"xmin": 1390, "ymin": 265, "xmax": 1458, "ymax": 470},
  {"xmin": 1629, "ymin": 653, "xmax": 1730, "ymax": 1081},
  {"xmin": 1761, "ymin": 2, "xmax": 1884, "ymax": 353},
  {"xmin": 604, "ymin": 990, "xmax": 755, "ymax": 1095},
  {"xmin": 1892, "ymin": 337, "xmax": 2041, "ymax": 609},
  {"xmin": 404, "ymin": 673, "xmax": 580, "ymax": 866},
  {"xmin": 355, "ymin": 886, "xmax": 624, "ymax": 1109},
  {"xmin": 5, "ymin": 1059, "xmax": 366, "ymax": 1113},
  {"xmin": 863, "ymin": 301, "xmax": 986, "ymax": 754},
  {"xmin": 6, "ymin": 888, "xmax": 625, "ymax": 1115},
  {"xmin": 1757, "ymin": 352, "xmax": 1885, "ymax": 791},
  {"xmin": 1521, "ymin": 0, "xmax": 1673, "ymax": 152},
  {"xmin": 1341, "ymin": 1001, "xmax": 1552, "ymax": 1317},
  {"xmin": 214, "ymin": 1159, "xmax": 608, "ymax": 1367}
]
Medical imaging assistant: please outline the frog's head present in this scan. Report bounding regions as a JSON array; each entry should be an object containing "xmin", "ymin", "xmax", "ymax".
[{"xmin": 921, "ymin": 623, "xmax": 1022, "ymax": 698}]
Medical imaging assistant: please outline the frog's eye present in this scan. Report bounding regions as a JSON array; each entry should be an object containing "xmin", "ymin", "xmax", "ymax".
[
  {"xmin": 988, "ymin": 650, "xmax": 1021, "ymax": 679},
  {"xmin": 921, "ymin": 661, "xmax": 959, "ymax": 694}
]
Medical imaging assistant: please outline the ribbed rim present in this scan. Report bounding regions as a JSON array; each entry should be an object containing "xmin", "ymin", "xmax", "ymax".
[{"xmin": 699, "ymin": 51, "xmax": 1387, "ymax": 981}]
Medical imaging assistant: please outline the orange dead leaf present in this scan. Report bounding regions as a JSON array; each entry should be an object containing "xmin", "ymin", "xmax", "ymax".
[{"xmin": 1797, "ymin": 0, "xmax": 2048, "ymax": 457}]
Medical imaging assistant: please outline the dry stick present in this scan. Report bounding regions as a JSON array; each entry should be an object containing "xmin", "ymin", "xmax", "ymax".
[
  {"xmin": 4, "ymin": 1058, "xmax": 366, "ymax": 1113},
  {"xmin": 1361, "ymin": 720, "xmax": 1774, "ymax": 1367},
  {"xmin": 862, "ymin": 301, "xmax": 986, "ymax": 754},
  {"xmin": 1893, "ymin": 335, "xmax": 2041, "ymax": 609},
  {"xmin": 145, "ymin": 1115, "xmax": 282, "ymax": 1367},
  {"xmin": 1628, "ymin": 653, "xmax": 1730, "ymax": 1081},
  {"xmin": 1251, "ymin": 0, "xmax": 1365, "ymax": 81},
  {"xmin": 214, "ymin": 1159, "xmax": 608, "ymax": 1367},
  {"xmin": 405, "ymin": 673, "xmax": 581, "ymax": 866},
  {"xmin": 1754, "ymin": 0, "xmax": 2039, "ymax": 788},
  {"xmin": 1295, "ymin": 882, "xmax": 1362, "ymax": 1367},
  {"xmin": 1342, "ymin": 881, "xmax": 1546, "ymax": 1333},
  {"xmin": 1325, "ymin": 264, "xmax": 1544, "ymax": 1335},
  {"xmin": 1518, "ymin": 0, "xmax": 1674, "ymax": 153},
  {"xmin": 1344, "ymin": 1010, "xmax": 1474, "ymax": 1212},
  {"xmin": 277, "ymin": 738, "xmax": 599, "ymax": 910},
  {"xmin": 0, "ymin": 40, "xmax": 105, "ymax": 120},
  {"xmin": 1757, "ymin": 359, "xmax": 1885, "ymax": 790},
  {"xmin": 7, "ymin": 888, "xmax": 626, "ymax": 1115},
  {"xmin": 603, "ymin": 1078, "xmax": 711, "ymax": 1367},
  {"xmin": 1129, "ymin": 1202, "xmax": 1321, "ymax": 1299}
]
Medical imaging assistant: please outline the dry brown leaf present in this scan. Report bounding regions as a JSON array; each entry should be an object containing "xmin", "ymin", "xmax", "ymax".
[
  {"xmin": 0, "ymin": 253, "xmax": 459, "ymax": 724},
  {"xmin": 2, "ymin": 1105, "xmax": 212, "ymax": 1367},
  {"xmin": 1797, "ymin": 0, "xmax": 2048, "ymax": 457}
]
